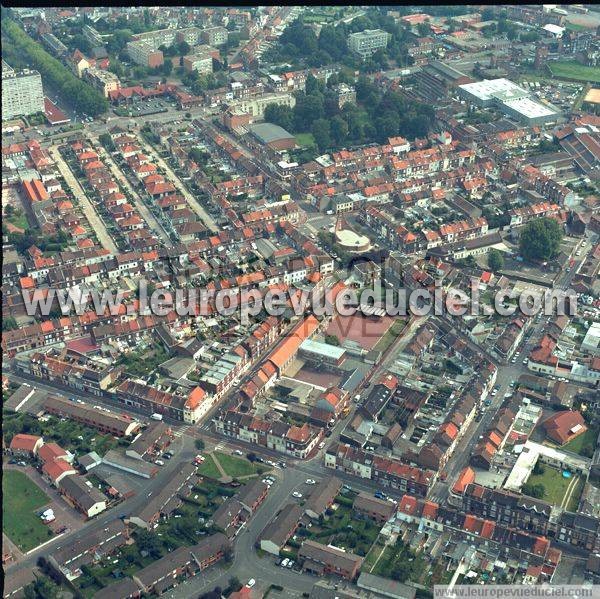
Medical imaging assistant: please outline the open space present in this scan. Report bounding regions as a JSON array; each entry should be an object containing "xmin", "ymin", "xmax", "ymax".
[
  {"xmin": 2, "ymin": 470, "xmax": 53, "ymax": 552},
  {"xmin": 295, "ymin": 132, "xmax": 315, "ymax": 147},
  {"xmin": 548, "ymin": 62, "xmax": 600, "ymax": 84},
  {"xmin": 524, "ymin": 466, "xmax": 583, "ymax": 510},
  {"xmin": 562, "ymin": 427, "xmax": 598, "ymax": 457}
]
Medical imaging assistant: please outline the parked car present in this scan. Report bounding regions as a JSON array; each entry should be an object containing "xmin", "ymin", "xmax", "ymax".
[
  {"xmin": 246, "ymin": 579, "xmax": 256, "ymax": 588},
  {"xmin": 292, "ymin": 491, "xmax": 303, "ymax": 499}
]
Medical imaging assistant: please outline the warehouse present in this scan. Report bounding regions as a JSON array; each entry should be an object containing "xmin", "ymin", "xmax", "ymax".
[
  {"xmin": 248, "ymin": 122, "xmax": 296, "ymax": 151},
  {"xmin": 458, "ymin": 78, "xmax": 560, "ymax": 125}
]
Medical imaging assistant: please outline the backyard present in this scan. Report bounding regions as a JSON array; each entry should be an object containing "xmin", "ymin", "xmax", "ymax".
[
  {"xmin": 300, "ymin": 498, "xmax": 379, "ymax": 557},
  {"xmin": 76, "ymin": 478, "xmax": 232, "ymax": 597},
  {"xmin": 3, "ymin": 470, "xmax": 53, "ymax": 552},
  {"xmin": 562, "ymin": 427, "xmax": 598, "ymax": 457},
  {"xmin": 524, "ymin": 466, "xmax": 583, "ymax": 511}
]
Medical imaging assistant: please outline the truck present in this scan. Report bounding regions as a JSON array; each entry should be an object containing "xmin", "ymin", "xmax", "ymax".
[{"xmin": 151, "ymin": 413, "xmax": 163, "ymax": 421}]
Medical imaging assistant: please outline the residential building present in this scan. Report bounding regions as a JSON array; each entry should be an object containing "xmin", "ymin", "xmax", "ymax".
[
  {"xmin": 347, "ymin": 29, "xmax": 390, "ymax": 58},
  {"xmin": 2, "ymin": 64, "xmax": 44, "ymax": 120},
  {"xmin": 201, "ymin": 26, "xmax": 228, "ymax": 47},
  {"xmin": 298, "ymin": 540, "xmax": 363, "ymax": 580}
]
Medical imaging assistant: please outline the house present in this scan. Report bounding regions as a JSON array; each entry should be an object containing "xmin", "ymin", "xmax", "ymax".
[
  {"xmin": 353, "ymin": 492, "xmax": 396, "ymax": 524},
  {"xmin": 236, "ymin": 479, "xmax": 269, "ymax": 513},
  {"xmin": 58, "ymin": 475, "xmax": 107, "ymax": 518},
  {"xmin": 258, "ymin": 503, "xmax": 304, "ymax": 555},
  {"xmin": 298, "ymin": 540, "xmax": 363, "ymax": 580},
  {"xmin": 132, "ymin": 533, "xmax": 230, "ymax": 594},
  {"xmin": 304, "ymin": 477, "xmax": 342, "ymax": 519},
  {"xmin": 542, "ymin": 410, "xmax": 587, "ymax": 446},
  {"xmin": 9, "ymin": 433, "xmax": 43, "ymax": 456}
]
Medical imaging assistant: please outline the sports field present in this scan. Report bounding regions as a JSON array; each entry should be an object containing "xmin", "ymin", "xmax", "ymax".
[{"xmin": 548, "ymin": 61, "xmax": 600, "ymax": 84}]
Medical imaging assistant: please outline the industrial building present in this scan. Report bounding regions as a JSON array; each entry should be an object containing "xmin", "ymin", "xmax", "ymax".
[{"xmin": 458, "ymin": 78, "xmax": 560, "ymax": 126}]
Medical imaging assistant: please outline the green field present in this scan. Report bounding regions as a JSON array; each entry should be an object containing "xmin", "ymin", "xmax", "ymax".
[
  {"xmin": 295, "ymin": 132, "xmax": 315, "ymax": 147},
  {"xmin": 213, "ymin": 452, "xmax": 267, "ymax": 478},
  {"xmin": 548, "ymin": 61, "xmax": 600, "ymax": 84},
  {"xmin": 562, "ymin": 427, "xmax": 597, "ymax": 456},
  {"xmin": 197, "ymin": 454, "xmax": 221, "ymax": 479},
  {"xmin": 3, "ymin": 470, "xmax": 53, "ymax": 552}
]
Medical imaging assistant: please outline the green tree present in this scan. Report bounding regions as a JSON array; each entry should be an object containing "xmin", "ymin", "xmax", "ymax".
[
  {"xmin": 2, "ymin": 316, "xmax": 18, "ymax": 331},
  {"xmin": 135, "ymin": 529, "xmax": 162, "ymax": 559},
  {"xmin": 519, "ymin": 218, "xmax": 563, "ymax": 262},
  {"xmin": 23, "ymin": 577, "xmax": 60, "ymax": 599},
  {"xmin": 325, "ymin": 334, "xmax": 340, "ymax": 346},
  {"xmin": 311, "ymin": 118, "xmax": 331, "ymax": 152},
  {"xmin": 488, "ymin": 249, "xmax": 505, "ymax": 271},
  {"xmin": 330, "ymin": 115, "xmax": 349, "ymax": 146},
  {"xmin": 195, "ymin": 438, "xmax": 205, "ymax": 450}
]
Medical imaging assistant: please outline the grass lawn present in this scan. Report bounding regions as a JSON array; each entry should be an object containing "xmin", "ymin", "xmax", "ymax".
[
  {"xmin": 562, "ymin": 427, "xmax": 598, "ymax": 456},
  {"xmin": 525, "ymin": 466, "xmax": 583, "ymax": 508},
  {"xmin": 3, "ymin": 470, "xmax": 53, "ymax": 552},
  {"xmin": 566, "ymin": 476, "xmax": 585, "ymax": 512},
  {"xmin": 213, "ymin": 451, "xmax": 267, "ymax": 478},
  {"xmin": 197, "ymin": 454, "xmax": 221, "ymax": 479},
  {"xmin": 548, "ymin": 61, "xmax": 600, "ymax": 84},
  {"xmin": 295, "ymin": 132, "xmax": 315, "ymax": 147},
  {"xmin": 374, "ymin": 319, "xmax": 406, "ymax": 353}
]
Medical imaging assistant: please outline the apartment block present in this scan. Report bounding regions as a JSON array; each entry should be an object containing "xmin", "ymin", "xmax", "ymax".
[
  {"xmin": 2, "ymin": 64, "xmax": 45, "ymax": 120},
  {"xmin": 347, "ymin": 29, "xmax": 390, "ymax": 58}
]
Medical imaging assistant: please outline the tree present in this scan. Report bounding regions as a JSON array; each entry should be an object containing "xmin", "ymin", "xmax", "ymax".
[
  {"xmin": 330, "ymin": 115, "xmax": 349, "ymax": 146},
  {"xmin": 264, "ymin": 103, "xmax": 294, "ymax": 132},
  {"xmin": 194, "ymin": 438, "xmax": 205, "ymax": 450},
  {"xmin": 325, "ymin": 334, "xmax": 340, "ymax": 346},
  {"xmin": 135, "ymin": 529, "xmax": 162, "ymax": 559},
  {"xmin": 228, "ymin": 577, "xmax": 242, "ymax": 593},
  {"xmin": 311, "ymin": 118, "xmax": 331, "ymax": 152},
  {"xmin": 533, "ymin": 461, "xmax": 545, "ymax": 475},
  {"xmin": 519, "ymin": 218, "xmax": 563, "ymax": 262},
  {"xmin": 488, "ymin": 249, "xmax": 505, "ymax": 271},
  {"xmin": 247, "ymin": 452, "xmax": 257, "ymax": 462},
  {"xmin": 23, "ymin": 577, "xmax": 60, "ymax": 599},
  {"xmin": 2, "ymin": 316, "xmax": 18, "ymax": 331},
  {"xmin": 177, "ymin": 41, "xmax": 191, "ymax": 56},
  {"xmin": 523, "ymin": 482, "xmax": 545, "ymax": 499}
]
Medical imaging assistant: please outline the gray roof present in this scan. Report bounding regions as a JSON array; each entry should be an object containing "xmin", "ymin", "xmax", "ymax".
[
  {"xmin": 93, "ymin": 577, "xmax": 139, "ymax": 599},
  {"xmin": 249, "ymin": 122, "xmax": 295, "ymax": 144},
  {"xmin": 259, "ymin": 503, "xmax": 303, "ymax": 548},
  {"xmin": 357, "ymin": 572, "xmax": 417, "ymax": 599}
]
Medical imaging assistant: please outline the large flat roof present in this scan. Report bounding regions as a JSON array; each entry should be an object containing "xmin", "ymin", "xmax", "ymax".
[
  {"xmin": 459, "ymin": 78, "xmax": 528, "ymax": 102},
  {"xmin": 249, "ymin": 122, "xmax": 294, "ymax": 144}
]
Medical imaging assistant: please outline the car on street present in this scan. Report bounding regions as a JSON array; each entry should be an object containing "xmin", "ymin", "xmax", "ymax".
[
  {"xmin": 292, "ymin": 491, "xmax": 303, "ymax": 499},
  {"xmin": 155, "ymin": 459, "xmax": 164, "ymax": 466},
  {"xmin": 305, "ymin": 479, "xmax": 316, "ymax": 485},
  {"xmin": 246, "ymin": 579, "xmax": 256, "ymax": 588},
  {"xmin": 233, "ymin": 449, "xmax": 244, "ymax": 456}
]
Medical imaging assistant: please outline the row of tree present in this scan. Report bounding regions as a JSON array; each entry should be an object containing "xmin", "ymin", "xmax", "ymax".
[{"xmin": 2, "ymin": 18, "xmax": 108, "ymax": 116}]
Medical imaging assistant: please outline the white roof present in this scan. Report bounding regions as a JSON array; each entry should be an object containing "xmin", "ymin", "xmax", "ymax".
[
  {"xmin": 543, "ymin": 23, "xmax": 564, "ymax": 36},
  {"xmin": 504, "ymin": 97, "xmax": 557, "ymax": 119},
  {"xmin": 459, "ymin": 78, "xmax": 528, "ymax": 102}
]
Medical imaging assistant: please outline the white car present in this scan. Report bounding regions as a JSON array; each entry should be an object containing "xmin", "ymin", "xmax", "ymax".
[
  {"xmin": 262, "ymin": 479, "xmax": 272, "ymax": 486},
  {"xmin": 155, "ymin": 459, "xmax": 164, "ymax": 466},
  {"xmin": 305, "ymin": 479, "xmax": 316, "ymax": 485},
  {"xmin": 292, "ymin": 491, "xmax": 303, "ymax": 499},
  {"xmin": 281, "ymin": 558, "xmax": 289, "ymax": 568},
  {"xmin": 246, "ymin": 579, "xmax": 256, "ymax": 588},
  {"xmin": 233, "ymin": 450, "xmax": 243, "ymax": 456}
]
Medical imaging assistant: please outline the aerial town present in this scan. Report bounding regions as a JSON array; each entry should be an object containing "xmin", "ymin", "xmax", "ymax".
[{"xmin": 1, "ymin": 5, "xmax": 600, "ymax": 599}]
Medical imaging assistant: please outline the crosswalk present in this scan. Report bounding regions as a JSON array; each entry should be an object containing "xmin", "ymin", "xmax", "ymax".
[
  {"xmin": 172, "ymin": 425, "xmax": 191, "ymax": 438},
  {"xmin": 213, "ymin": 441, "xmax": 226, "ymax": 452}
]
